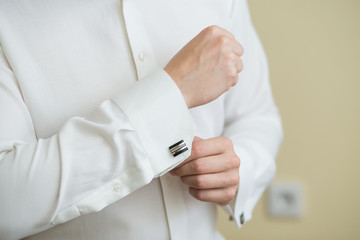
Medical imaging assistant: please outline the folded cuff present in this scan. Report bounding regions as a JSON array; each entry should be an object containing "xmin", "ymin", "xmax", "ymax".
[
  {"xmin": 112, "ymin": 69, "xmax": 196, "ymax": 177},
  {"xmin": 222, "ymin": 147, "xmax": 255, "ymax": 228}
]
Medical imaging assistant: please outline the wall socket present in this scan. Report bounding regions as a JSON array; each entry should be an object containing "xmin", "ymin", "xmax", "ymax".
[{"xmin": 267, "ymin": 182, "xmax": 304, "ymax": 218}]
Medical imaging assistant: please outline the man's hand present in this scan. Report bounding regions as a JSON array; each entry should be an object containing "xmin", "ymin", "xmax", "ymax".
[
  {"xmin": 164, "ymin": 25, "xmax": 244, "ymax": 109},
  {"xmin": 170, "ymin": 136, "xmax": 240, "ymax": 206}
]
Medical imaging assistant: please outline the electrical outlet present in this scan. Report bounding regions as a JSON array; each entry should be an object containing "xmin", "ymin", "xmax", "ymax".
[{"xmin": 267, "ymin": 182, "xmax": 303, "ymax": 218}]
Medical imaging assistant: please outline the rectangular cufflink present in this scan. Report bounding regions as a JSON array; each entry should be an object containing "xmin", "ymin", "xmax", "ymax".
[{"xmin": 169, "ymin": 140, "xmax": 188, "ymax": 157}]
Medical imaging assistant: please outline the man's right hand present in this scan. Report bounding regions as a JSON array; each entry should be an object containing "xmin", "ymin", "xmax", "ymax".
[{"xmin": 164, "ymin": 25, "xmax": 244, "ymax": 109}]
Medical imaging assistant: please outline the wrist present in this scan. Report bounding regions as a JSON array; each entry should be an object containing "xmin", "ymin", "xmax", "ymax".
[{"xmin": 164, "ymin": 68, "xmax": 193, "ymax": 108}]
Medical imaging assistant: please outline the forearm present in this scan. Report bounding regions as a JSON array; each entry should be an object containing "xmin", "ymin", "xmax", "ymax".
[{"xmin": 0, "ymin": 69, "xmax": 195, "ymax": 239}]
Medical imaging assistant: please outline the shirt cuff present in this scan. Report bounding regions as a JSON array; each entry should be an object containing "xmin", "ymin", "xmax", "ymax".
[
  {"xmin": 221, "ymin": 147, "xmax": 255, "ymax": 228},
  {"xmin": 112, "ymin": 69, "xmax": 195, "ymax": 177}
]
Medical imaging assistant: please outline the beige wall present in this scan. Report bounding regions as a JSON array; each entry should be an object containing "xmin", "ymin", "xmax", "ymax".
[{"xmin": 217, "ymin": 0, "xmax": 360, "ymax": 239}]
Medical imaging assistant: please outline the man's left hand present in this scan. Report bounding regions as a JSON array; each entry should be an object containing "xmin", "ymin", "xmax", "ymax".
[{"xmin": 170, "ymin": 136, "xmax": 240, "ymax": 206}]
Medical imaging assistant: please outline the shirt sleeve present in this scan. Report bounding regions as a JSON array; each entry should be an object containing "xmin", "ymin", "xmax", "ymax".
[
  {"xmin": 221, "ymin": 0, "xmax": 284, "ymax": 227},
  {"xmin": 0, "ymin": 46, "xmax": 195, "ymax": 239}
]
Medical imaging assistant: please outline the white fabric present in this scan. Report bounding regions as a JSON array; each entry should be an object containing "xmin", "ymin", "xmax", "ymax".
[{"xmin": 0, "ymin": 0, "xmax": 283, "ymax": 239}]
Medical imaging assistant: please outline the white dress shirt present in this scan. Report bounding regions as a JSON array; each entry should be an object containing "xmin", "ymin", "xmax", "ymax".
[{"xmin": 0, "ymin": 0, "xmax": 283, "ymax": 239}]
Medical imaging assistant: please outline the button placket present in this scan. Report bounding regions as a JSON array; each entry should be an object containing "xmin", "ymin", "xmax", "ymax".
[
  {"xmin": 159, "ymin": 175, "xmax": 190, "ymax": 240},
  {"xmin": 121, "ymin": 1, "xmax": 189, "ymax": 239},
  {"xmin": 121, "ymin": 0, "xmax": 159, "ymax": 79}
]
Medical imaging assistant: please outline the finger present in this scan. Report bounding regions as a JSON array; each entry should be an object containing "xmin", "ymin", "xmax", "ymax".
[
  {"xmin": 171, "ymin": 136, "xmax": 233, "ymax": 172},
  {"xmin": 190, "ymin": 137, "xmax": 230, "ymax": 160},
  {"xmin": 229, "ymin": 39, "xmax": 244, "ymax": 57},
  {"xmin": 235, "ymin": 58, "xmax": 243, "ymax": 73},
  {"xmin": 189, "ymin": 186, "xmax": 238, "ymax": 205},
  {"xmin": 181, "ymin": 170, "xmax": 239, "ymax": 189},
  {"xmin": 171, "ymin": 137, "xmax": 220, "ymax": 171},
  {"xmin": 171, "ymin": 136, "xmax": 204, "ymax": 170},
  {"xmin": 201, "ymin": 25, "xmax": 235, "ymax": 40},
  {"xmin": 219, "ymin": 28, "xmax": 236, "ymax": 40},
  {"xmin": 171, "ymin": 153, "xmax": 238, "ymax": 176},
  {"xmin": 209, "ymin": 25, "xmax": 236, "ymax": 39}
]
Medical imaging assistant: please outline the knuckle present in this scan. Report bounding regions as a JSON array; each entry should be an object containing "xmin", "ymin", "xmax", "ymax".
[
  {"xmin": 239, "ymin": 45, "xmax": 245, "ymax": 56},
  {"xmin": 221, "ymin": 137, "xmax": 233, "ymax": 148},
  {"xmin": 225, "ymin": 188, "xmax": 236, "ymax": 200},
  {"xmin": 229, "ymin": 72, "xmax": 238, "ymax": 85},
  {"xmin": 197, "ymin": 191, "xmax": 207, "ymax": 201},
  {"xmin": 229, "ymin": 173, "xmax": 239, "ymax": 185},
  {"xmin": 205, "ymin": 25, "xmax": 220, "ymax": 36},
  {"xmin": 223, "ymin": 52, "xmax": 234, "ymax": 62},
  {"xmin": 238, "ymin": 62, "xmax": 244, "ymax": 72},
  {"xmin": 225, "ymin": 75, "xmax": 237, "ymax": 90},
  {"xmin": 226, "ymin": 155, "xmax": 239, "ymax": 169},
  {"xmin": 231, "ymin": 155, "xmax": 241, "ymax": 168},
  {"xmin": 191, "ymin": 142, "xmax": 202, "ymax": 156},
  {"xmin": 192, "ymin": 189, "xmax": 205, "ymax": 201},
  {"xmin": 193, "ymin": 160, "xmax": 204, "ymax": 173},
  {"xmin": 217, "ymin": 36, "xmax": 229, "ymax": 47},
  {"xmin": 228, "ymin": 69, "xmax": 237, "ymax": 78},
  {"xmin": 194, "ymin": 175, "xmax": 206, "ymax": 188},
  {"xmin": 235, "ymin": 156, "xmax": 241, "ymax": 168}
]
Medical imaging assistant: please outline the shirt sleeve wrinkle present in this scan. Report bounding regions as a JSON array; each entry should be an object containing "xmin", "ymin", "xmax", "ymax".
[{"xmin": 0, "ymin": 43, "xmax": 194, "ymax": 239}]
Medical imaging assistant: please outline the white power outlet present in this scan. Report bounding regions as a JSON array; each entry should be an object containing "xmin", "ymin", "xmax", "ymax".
[{"xmin": 267, "ymin": 182, "xmax": 303, "ymax": 218}]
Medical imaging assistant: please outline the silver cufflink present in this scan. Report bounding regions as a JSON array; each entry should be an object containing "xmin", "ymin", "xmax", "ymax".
[{"xmin": 169, "ymin": 140, "xmax": 188, "ymax": 157}]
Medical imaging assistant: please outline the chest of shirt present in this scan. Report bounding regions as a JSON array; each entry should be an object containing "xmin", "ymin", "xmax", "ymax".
[{"xmin": 0, "ymin": 0, "xmax": 240, "ymax": 138}]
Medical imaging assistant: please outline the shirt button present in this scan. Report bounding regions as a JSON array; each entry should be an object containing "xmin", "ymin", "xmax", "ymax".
[
  {"xmin": 138, "ymin": 52, "xmax": 145, "ymax": 61},
  {"xmin": 113, "ymin": 183, "xmax": 122, "ymax": 192}
]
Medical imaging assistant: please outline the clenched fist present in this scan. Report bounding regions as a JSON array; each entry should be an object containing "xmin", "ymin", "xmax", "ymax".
[
  {"xmin": 164, "ymin": 25, "xmax": 244, "ymax": 108},
  {"xmin": 170, "ymin": 136, "xmax": 240, "ymax": 206}
]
